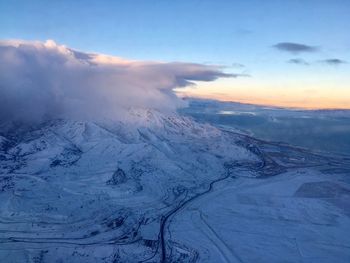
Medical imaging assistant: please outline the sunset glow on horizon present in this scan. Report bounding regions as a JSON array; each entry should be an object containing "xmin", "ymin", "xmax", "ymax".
[
  {"xmin": 177, "ymin": 77, "xmax": 350, "ymax": 110},
  {"xmin": 1, "ymin": 2, "xmax": 350, "ymax": 262},
  {"xmin": 0, "ymin": 0, "xmax": 349, "ymax": 109}
]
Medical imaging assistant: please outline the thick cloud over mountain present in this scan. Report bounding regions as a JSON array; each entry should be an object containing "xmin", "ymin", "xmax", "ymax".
[{"xmin": 0, "ymin": 40, "xmax": 230, "ymax": 123}]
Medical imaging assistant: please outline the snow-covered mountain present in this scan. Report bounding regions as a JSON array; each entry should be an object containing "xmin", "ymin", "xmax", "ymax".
[{"xmin": 0, "ymin": 110, "xmax": 350, "ymax": 262}]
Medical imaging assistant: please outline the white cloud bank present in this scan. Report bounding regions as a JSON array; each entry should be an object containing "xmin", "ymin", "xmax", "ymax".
[{"xmin": 0, "ymin": 39, "xmax": 231, "ymax": 123}]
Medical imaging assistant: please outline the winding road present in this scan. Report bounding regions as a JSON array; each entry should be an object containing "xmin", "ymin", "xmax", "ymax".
[{"xmin": 155, "ymin": 130, "xmax": 350, "ymax": 262}]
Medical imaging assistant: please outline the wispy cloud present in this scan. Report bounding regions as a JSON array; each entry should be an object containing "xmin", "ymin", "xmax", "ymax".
[
  {"xmin": 319, "ymin": 58, "xmax": 347, "ymax": 66},
  {"xmin": 0, "ymin": 39, "xmax": 231, "ymax": 123},
  {"xmin": 231, "ymin": 63, "xmax": 245, "ymax": 68},
  {"xmin": 273, "ymin": 42, "xmax": 319, "ymax": 54},
  {"xmin": 231, "ymin": 73, "xmax": 250, "ymax": 78},
  {"xmin": 287, "ymin": 58, "xmax": 310, "ymax": 65},
  {"xmin": 287, "ymin": 57, "xmax": 347, "ymax": 67},
  {"xmin": 234, "ymin": 28, "xmax": 253, "ymax": 36}
]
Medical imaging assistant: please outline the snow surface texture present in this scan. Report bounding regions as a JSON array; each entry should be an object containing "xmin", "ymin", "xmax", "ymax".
[{"xmin": 0, "ymin": 110, "xmax": 350, "ymax": 263}]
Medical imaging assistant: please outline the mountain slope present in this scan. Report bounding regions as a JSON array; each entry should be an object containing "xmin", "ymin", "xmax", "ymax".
[{"xmin": 0, "ymin": 110, "xmax": 349, "ymax": 262}]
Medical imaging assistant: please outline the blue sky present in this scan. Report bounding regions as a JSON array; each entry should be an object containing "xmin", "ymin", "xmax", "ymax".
[{"xmin": 1, "ymin": 0, "xmax": 349, "ymax": 108}]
